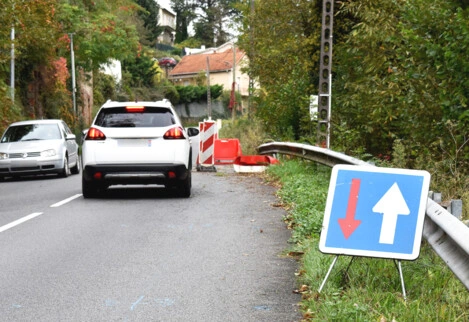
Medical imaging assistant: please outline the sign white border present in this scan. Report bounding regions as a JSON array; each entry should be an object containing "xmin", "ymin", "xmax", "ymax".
[{"xmin": 319, "ymin": 165, "xmax": 430, "ymax": 260}]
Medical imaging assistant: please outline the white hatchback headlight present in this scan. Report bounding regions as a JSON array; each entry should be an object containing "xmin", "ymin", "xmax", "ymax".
[
  {"xmin": 41, "ymin": 149, "xmax": 57, "ymax": 157},
  {"xmin": 0, "ymin": 152, "xmax": 8, "ymax": 159}
]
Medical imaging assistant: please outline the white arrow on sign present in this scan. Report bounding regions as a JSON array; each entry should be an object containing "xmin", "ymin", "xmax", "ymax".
[{"xmin": 372, "ymin": 182, "xmax": 410, "ymax": 244}]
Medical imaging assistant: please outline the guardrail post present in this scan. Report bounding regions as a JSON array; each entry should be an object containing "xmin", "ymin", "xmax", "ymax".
[
  {"xmin": 428, "ymin": 192, "xmax": 463, "ymax": 219},
  {"xmin": 448, "ymin": 200, "xmax": 463, "ymax": 220}
]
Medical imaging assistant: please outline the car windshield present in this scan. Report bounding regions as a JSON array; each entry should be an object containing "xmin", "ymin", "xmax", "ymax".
[
  {"xmin": 1, "ymin": 124, "xmax": 61, "ymax": 143},
  {"xmin": 95, "ymin": 106, "xmax": 176, "ymax": 128}
]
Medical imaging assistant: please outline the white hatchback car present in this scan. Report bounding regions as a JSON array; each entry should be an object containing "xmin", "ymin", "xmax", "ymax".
[{"xmin": 81, "ymin": 99, "xmax": 195, "ymax": 198}]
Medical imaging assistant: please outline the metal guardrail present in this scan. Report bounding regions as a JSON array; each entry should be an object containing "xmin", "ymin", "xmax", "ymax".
[{"xmin": 258, "ymin": 141, "xmax": 469, "ymax": 291}]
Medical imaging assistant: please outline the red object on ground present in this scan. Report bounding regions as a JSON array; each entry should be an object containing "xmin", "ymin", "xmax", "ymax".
[
  {"xmin": 234, "ymin": 155, "xmax": 279, "ymax": 166},
  {"xmin": 233, "ymin": 155, "xmax": 279, "ymax": 173},
  {"xmin": 214, "ymin": 139, "xmax": 241, "ymax": 165}
]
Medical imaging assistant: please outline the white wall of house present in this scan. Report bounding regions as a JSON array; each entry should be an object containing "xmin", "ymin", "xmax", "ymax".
[
  {"xmin": 157, "ymin": 6, "xmax": 176, "ymax": 45},
  {"xmin": 100, "ymin": 59, "xmax": 122, "ymax": 84},
  {"xmin": 158, "ymin": 8, "xmax": 176, "ymax": 28},
  {"xmin": 207, "ymin": 67, "xmax": 248, "ymax": 97}
]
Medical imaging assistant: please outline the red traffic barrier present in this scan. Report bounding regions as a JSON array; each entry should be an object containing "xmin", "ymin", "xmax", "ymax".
[
  {"xmin": 214, "ymin": 139, "xmax": 242, "ymax": 165},
  {"xmin": 233, "ymin": 155, "xmax": 279, "ymax": 173}
]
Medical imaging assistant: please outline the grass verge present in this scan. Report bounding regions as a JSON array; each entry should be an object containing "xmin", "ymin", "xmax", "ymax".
[{"xmin": 264, "ymin": 158, "xmax": 469, "ymax": 321}]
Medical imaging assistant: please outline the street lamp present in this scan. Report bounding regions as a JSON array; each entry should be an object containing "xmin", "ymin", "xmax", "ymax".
[{"xmin": 69, "ymin": 33, "xmax": 77, "ymax": 115}]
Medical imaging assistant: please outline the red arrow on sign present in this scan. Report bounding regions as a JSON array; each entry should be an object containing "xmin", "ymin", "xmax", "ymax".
[{"xmin": 338, "ymin": 178, "xmax": 362, "ymax": 239}]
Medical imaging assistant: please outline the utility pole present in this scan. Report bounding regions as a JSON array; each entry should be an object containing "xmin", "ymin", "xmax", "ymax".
[
  {"xmin": 248, "ymin": 0, "xmax": 255, "ymax": 114},
  {"xmin": 317, "ymin": 0, "xmax": 334, "ymax": 149},
  {"xmin": 206, "ymin": 56, "xmax": 212, "ymax": 119},
  {"xmin": 231, "ymin": 43, "xmax": 236, "ymax": 120},
  {"xmin": 10, "ymin": 3, "xmax": 15, "ymax": 105},
  {"xmin": 69, "ymin": 33, "xmax": 77, "ymax": 116}
]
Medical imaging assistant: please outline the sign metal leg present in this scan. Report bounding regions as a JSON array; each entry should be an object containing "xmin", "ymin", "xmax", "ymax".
[
  {"xmin": 344, "ymin": 256, "xmax": 355, "ymax": 276},
  {"xmin": 395, "ymin": 260, "xmax": 407, "ymax": 301},
  {"xmin": 318, "ymin": 255, "xmax": 339, "ymax": 293},
  {"xmin": 320, "ymin": 255, "xmax": 408, "ymax": 301}
]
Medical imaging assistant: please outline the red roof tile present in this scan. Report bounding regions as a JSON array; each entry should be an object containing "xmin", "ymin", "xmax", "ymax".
[{"xmin": 169, "ymin": 48, "xmax": 245, "ymax": 76}]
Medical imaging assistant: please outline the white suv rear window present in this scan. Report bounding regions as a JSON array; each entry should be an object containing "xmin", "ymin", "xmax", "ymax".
[{"xmin": 95, "ymin": 106, "xmax": 176, "ymax": 128}]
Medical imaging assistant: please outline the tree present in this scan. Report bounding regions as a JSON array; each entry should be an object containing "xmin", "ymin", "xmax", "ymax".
[
  {"xmin": 171, "ymin": 0, "xmax": 197, "ymax": 43},
  {"xmin": 135, "ymin": 0, "xmax": 163, "ymax": 47},
  {"xmin": 332, "ymin": 0, "xmax": 408, "ymax": 155},
  {"xmin": 1, "ymin": 0, "xmax": 60, "ymax": 67},
  {"xmin": 192, "ymin": 0, "xmax": 240, "ymax": 46},
  {"xmin": 57, "ymin": 0, "xmax": 140, "ymax": 71},
  {"xmin": 122, "ymin": 53, "xmax": 159, "ymax": 87},
  {"xmin": 237, "ymin": 0, "xmax": 322, "ymax": 140},
  {"xmin": 333, "ymin": 0, "xmax": 469, "ymax": 161},
  {"xmin": 3, "ymin": 0, "xmax": 66, "ymax": 120}
]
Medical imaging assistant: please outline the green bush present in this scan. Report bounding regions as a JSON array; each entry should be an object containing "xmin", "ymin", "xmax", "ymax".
[
  {"xmin": 175, "ymin": 85, "xmax": 223, "ymax": 104},
  {"xmin": 0, "ymin": 80, "xmax": 23, "ymax": 134},
  {"xmin": 218, "ymin": 116, "xmax": 269, "ymax": 155},
  {"xmin": 93, "ymin": 71, "xmax": 117, "ymax": 106}
]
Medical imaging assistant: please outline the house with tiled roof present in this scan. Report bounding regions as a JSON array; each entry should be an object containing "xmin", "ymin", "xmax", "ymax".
[{"xmin": 169, "ymin": 43, "xmax": 251, "ymax": 97}]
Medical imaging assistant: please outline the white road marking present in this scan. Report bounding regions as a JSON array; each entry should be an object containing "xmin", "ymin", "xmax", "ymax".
[
  {"xmin": 50, "ymin": 194, "xmax": 82, "ymax": 208},
  {"xmin": 0, "ymin": 212, "xmax": 43, "ymax": 233},
  {"xmin": 0, "ymin": 194, "xmax": 82, "ymax": 233}
]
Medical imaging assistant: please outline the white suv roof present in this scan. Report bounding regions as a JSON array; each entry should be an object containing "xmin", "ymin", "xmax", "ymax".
[{"xmin": 100, "ymin": 99, "xmax": 174, "ymax": 108}]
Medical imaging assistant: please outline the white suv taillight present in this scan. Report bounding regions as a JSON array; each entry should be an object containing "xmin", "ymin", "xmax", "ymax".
[
  {"xmin": 85, "ymin": 127, "xmax": 106, "ymax": 140},
  {"xmin": 163, "ymin": 126, "xmax": 185, "ymax": 140}
]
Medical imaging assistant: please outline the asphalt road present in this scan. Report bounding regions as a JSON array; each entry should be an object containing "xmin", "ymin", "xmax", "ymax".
[{"xmin": 0, "ymin": 167, "xmax": 301, "ymax": 321}]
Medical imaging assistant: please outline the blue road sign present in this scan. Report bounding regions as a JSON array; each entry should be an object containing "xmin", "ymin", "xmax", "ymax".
[{"xmin": 319, "ymin": 164, "xmax": 431, "ymax": 260}]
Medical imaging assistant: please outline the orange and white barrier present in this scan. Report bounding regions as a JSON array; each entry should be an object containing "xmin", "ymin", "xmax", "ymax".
[{"xmin": 197, "ymin": 120, "xmax": 217, "ymax": 171}]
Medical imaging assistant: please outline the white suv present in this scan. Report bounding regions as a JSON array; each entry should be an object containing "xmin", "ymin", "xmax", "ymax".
[{"xmin": 81, "ymin": 100, "xmax": 195, "ymax": 198}]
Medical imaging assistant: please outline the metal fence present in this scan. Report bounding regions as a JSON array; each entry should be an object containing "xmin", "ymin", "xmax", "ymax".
[{"xmin": 258, "ymin": 141, "xmax": 469, "ymax": 291}]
